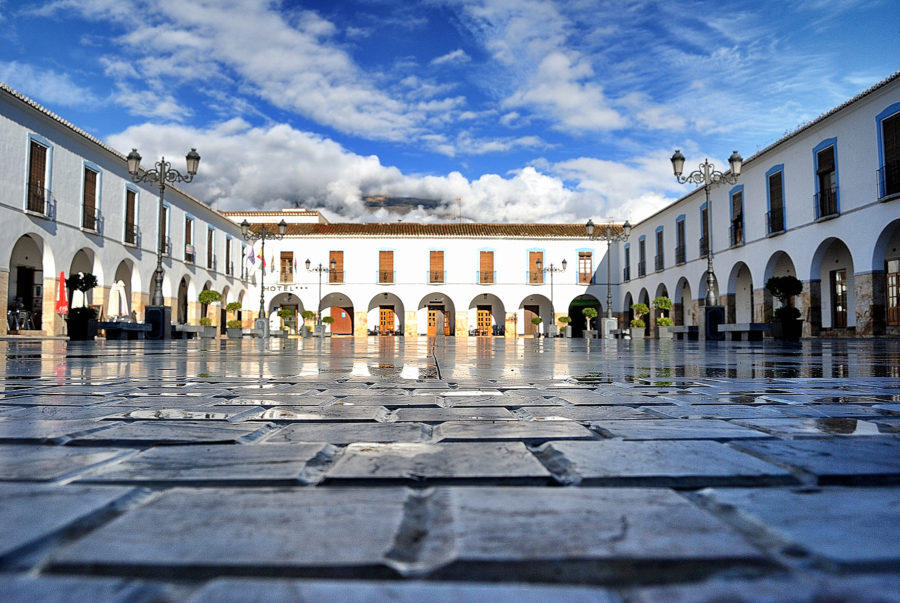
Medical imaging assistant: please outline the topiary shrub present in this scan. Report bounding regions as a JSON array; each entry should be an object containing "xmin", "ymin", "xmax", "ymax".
[
  {"xmin": 656, "ymin": 316, "xmax": 674, "ymax": 327},
  {"xmin": 198, "ymin": 289, "xmax": 221, "ymax": 305}
]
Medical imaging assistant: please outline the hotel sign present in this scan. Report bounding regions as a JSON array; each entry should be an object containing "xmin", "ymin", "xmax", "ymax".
[{"xmin": 265, "ymin": 284, "xmax": 309, "ymax": 292}]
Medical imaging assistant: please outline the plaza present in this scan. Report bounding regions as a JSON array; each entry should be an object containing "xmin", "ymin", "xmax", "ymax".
[{"xmin": 1, "ymin": 336, "xmax": 899, "ymax": 601}]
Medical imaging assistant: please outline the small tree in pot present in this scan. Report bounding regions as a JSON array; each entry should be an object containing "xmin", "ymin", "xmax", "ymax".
[
  {"xmin": 653, "ymin": 296, "xmax": 674, "ymax": 339},
  {"xmin": 766, "ymin": 275, "xmax": 803, "ymax": 341},
  {"xmin": 582, "ymin": 307, "xmax": 598, "ymax": 332},
  {"xmin": 630, "ymin": 303, "xmax": 650, "ymax": 339},
  {"xmin": 65, "ymin": 272, "xmax": 99, "ymax": 340},
  {"xmin": 322, "ymin": 315, "xmax": 335, "ymax": 336},
  {"xmin": 558, "ymin": 315, "xmax": 572, "ymax": 338},
  {"xmin": 530, "ymin": 315, "xmax": 543, "ymax": 336},
  {"xmin": 197, "ymin": 289, "xmax": 221, "ymax": 337},
  {"xmin": 224, "ymin": 301, "xmax": 243, "ymax": 338},
  {"xmin": 300, "ymin": 310, "xmax": 316, "ymax": 336}
]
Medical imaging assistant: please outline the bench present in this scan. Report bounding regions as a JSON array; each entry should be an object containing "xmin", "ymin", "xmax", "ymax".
[
  {"xmin": 172, "ymin": 324, "xmax": 201, "ymax": 339},
  {"xmin": 609, "ymin": 328, "xmax": 629, "ymax": 339},
  {"xmin": 96, "ymin": 321, "xmax": 153, "ymax": 340},
  {"xmin": 671, "ymin": 325, "xmax": 699, "ymax": 340},
  {"xmin": 717, "ymin": 322, "xmax": 770, "ymax": 341}
]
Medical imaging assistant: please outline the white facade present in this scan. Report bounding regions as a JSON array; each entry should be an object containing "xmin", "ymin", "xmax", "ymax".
[
  {"xmin": 619, "ymin": 72, "xmax": 900, "ymax": 337},
  {"xmin": 1, "ymin": 83, "xmax": 249, "ymax": 336}
]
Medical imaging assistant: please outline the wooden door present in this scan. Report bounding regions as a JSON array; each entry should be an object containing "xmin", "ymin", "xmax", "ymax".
[
  {"xmin": 476, "ymin": 306, "xmax": 491, "ymax": 335},
  {"xmin": 524, "ymin": 304, "xmax": 540, "ymax": 335},
  {"xmin": 379, "ymin": 306, "xmax": 394, "ymax": 334}
]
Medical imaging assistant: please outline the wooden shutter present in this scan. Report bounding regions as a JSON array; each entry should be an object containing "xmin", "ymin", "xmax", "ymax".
[
  {"xmin": 379, "ymin": 251, "xmax": 393, "ymax": 283},
  {"xmin": 82, "ymin": 167, "xmax": 97, "ymax": 229},
  {"xmin": 207, "ymin": 229, "xmax": 214, "ymax": 269},
  {"xmin": 480, "ymin": 251, "xmax": 494, "ymax": 284},
  {"xmin": 280, "ymin": 252, "xmax": 293, "ymax": 282},
  {"xmin": 529, "ymin": 251, "xmax": 543, "ymax": 284},
  {"xmin": 578, "ymin": 251, "xmax": 592, "ymax": 284},
  {"xmin": 430, "ymin": 250, "xmax": 444, "ymax": 282},
  {"xmin": 329, "ymin": 250, "xmax": 343, "ymax": 283},
  {"xmin": 28, "ymin": 141, "xmax": 46, "ymax": 212},
  {"xmin": 125, "ymin": 190, "xmax": 136, "ymax": 244}
]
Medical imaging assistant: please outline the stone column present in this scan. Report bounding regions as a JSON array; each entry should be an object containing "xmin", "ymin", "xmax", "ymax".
[
  {"xmin": 0, "ymin": 268, "xmax": 8, "ymax": 337},
  {"xmin": 803, "ymin": 279, "xmax": 822, "ymax": 338},
  {"xmin": 43, "ymin": 274, "xmax": 62, "ymax": 336},
  {"xmin": 753, "ymin": 287, "xmax": 771, "ymax": 324},
  {"xmin": 455, "ymin": 313, "xmax": 468, "ymax": 337},
  {"xmin": 854, "ymin": 271, "xmax": 886, "ymax": 337},
  {"xmin": 404, "ymin": 310, "xmax": 417, "ymax": 338},
  {"xmin": 723, "ymin": 293, "xmax": 736, "ymax": 324},
  {"xmin": 354, "ymin": 311, "xmax": 369, "ymax": 337},
  {"xmin": 504, "ymin": 312, "xmax": 517, "ymax": 338}
]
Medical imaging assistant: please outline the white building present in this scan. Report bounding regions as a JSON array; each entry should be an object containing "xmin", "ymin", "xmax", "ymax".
[
  {"xmin": 1, "ymin": 83, "xmax": 249, "ymax": 337},
  {"xmin": 619, "ymin": 71, "xmax": 900, "ymax": 337}
]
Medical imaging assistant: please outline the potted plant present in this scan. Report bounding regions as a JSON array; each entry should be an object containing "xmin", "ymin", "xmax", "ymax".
[
  {"xmin": 530, "ymin": 315, "xmax": 543, "ymax": 337},
  {"xmin": 226, "ymin": 319, "xmax": 243, "ymax": 339},
  {"xmin": 582, "ymin": 307, "xmax": 598, "ymax": 338},
  {"xmin": 653, "ymin": 296, "xmax": 674, "ymax": 339},
  {"xmin": 766, "ymin": 275, "xmax": 803, "ymax": 341},
  {"xmin": 65, "ymin": 272, "xmax": 99, "ymax": 340},
  {"xmin": 301, "ymin": 310, "xmax": 315, "ymax": 337},
  {"xmin": 630, "ymin": 303, "xmax": 649, "ymax": 339},
  {"xmin": 322, "ymin": 315, "xmax": 335, "ymax": 337},
  {"xmin": 276, "ymin": 308, "xmax": 293, "ymax": 337},
  {"xmin": 197, "ymin": 289, "xmax": 221, "ymax": 337},
  {"xmin": 558, "ymin": 315, "xmax": 572, "ymax": 338}
]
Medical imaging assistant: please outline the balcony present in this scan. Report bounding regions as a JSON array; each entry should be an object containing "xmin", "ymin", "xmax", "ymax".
[
  {"xmin": 329, "ymin": 270, "xmax": 345, "ymax": 284},
  {"xmin": 699, "ymin": 236, "xmax": 709, "ymax": 258},
  {"xmin": 578, "ymin": 272, "xmax": 593, "ymax": 284},
  {"xmin": 429, "ymin": 270, "xmax": 445, "ymax": 284},
  {"xmin": 654, "ymin": 255, "xmax": 664, "ymax": 272},
  {"xmin": 26, "ymin": 184, "xmax": 50, "ymax": 216},
  {"xmin": 878, "ymin": 161, "xmax": 900, "ymax": 200},
  {"xmin": 477, "ymin": 270, "xmax": 495, "ymax": 285},
  {"xmin": 208, "ymin": 256, "xmax": 217, "ymax": 271},
  {"xmin": 124, "ymin": 223, "xmax": 138, "ymax": 246},
  {"xmin": 766, "ymin": 209, "xmax": 784, "ymax": 235},
  {"xmin": 814, "ymin": 186, "xmax": 839, "ymax": 220},
  {"xmin": 729, "ymin": 219, "xmax": 744, "ymax": 247},
  {"xmin": 82, "ymin": 206, "xmax": 99, "ymax": 231},
  {"xmin": 637, "ymin": 259, "xmax": 646, "ymax": 278},
  {"xmin": 675, "ymin": 244, "xmax": 686, "ymax": 265},
  {"xmin": 378, "ymin": 270, "xmax": 394, "ymax": 284},
  {"xmin": 623, "ymin": 266, "xmax": 631, "ymax": 282}
]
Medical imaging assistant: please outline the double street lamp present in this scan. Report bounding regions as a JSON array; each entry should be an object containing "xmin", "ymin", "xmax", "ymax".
[
  {"xmin": 305, "ymin": 258, "xmax": 337, "ymax": 326},
  {"xmin": 535, "ymin": 258, "xmax": 566, "ymax": 317},
  {"xmin": 127, "ymin": 148, "xmax": 200, "ymax": 308},
  {"xmin": 670, "ymin": 149, "xmax": 742, "ymax": 306},
  {"xmin": 585, "ymin": 218, "xmax": 631, "ymax": 320},
  {"xmin": 240, "ymin": 218, "xmax": 286, "ymax": 336}
]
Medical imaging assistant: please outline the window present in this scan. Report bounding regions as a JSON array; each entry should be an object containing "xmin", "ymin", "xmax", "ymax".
[
  {"xmin": 654, "ymin": 228, "xmax": 664, "ymax": 271},
  {"xmin": 767, "ymin": 166, "xmax": 785, "ymax": 234},
  {"xmin": 878, "ymin": 106, "xmax": 900, "ymax": 199},
  {"xmin": 637, "ymin": 236, "xmax": 646, "ymax": 277},
  {"xmin": 27, "ymin": 139, "xmax": 48, "ymax": 214},
  {"xmin": 280, "ymin": 252, "xmax": 293, "ymax": 282},
  {"xmin": 675, "ymin": 216, "xmax": 686, "ymax": 264},
  {"xmin": 161, "ymin": 204, "xmax": 170, "ymax": 255},
  {"xmin": 124, "ymin": 188, "xmax": 137, "ymax": 245},
  {"xmin": 700, "ymin": 203, "xmax": 709, "ymax": 257},
  {"xmin": 815, "ymin": 140, "xmax": 839, "ymax": 219},
  {"xmin": 529, "ymin": 251, "xmax": 543, "ymax": 284},
  {"xmin": 479, "ymin": 251, "xmax": 494, "ymax": 284},
  {"xmin": 578, "ymin": 251, "xmax": 592, "ymax": 284},
  {"xmin": 830, "ymin": 269, "xmax": 847, "ymax": 328},
  {"xmin": 329, "ymin": 250, "xmax": 344, "ymax": 283},
  {"xmin": 730, "ymin": 186, "xmax": 744, "ymax": 246},
  {"xmin": 225, "ymin": 237, "xmax": 232, "ymax": 275},
  {"xmin": 429, "ymin": 250, "xmax": 444, "ymax": 283},
  {"xmin": 82, "ymin": 166, "xmax": 99, "ymax": 230},
  {"xmin": 623, "ymin": 244, "xmax": 631, "ymax": 281},
  {"xmin": 379, "ymin": 250, "xmax": 394, "ymax": 283},
  {"xmin": 185, "ymin": 216, "xmax": 194, "ymax": 263},
  {"xmin": 207, "ymin": 228, "xmax": 215, "ymax": 269},
  {"xmin": 887, "ymin": 258, "xmax": 900, "ymax": 326}
]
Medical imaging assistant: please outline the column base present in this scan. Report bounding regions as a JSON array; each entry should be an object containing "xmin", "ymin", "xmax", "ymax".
[
  {"xmin": 700, "ymin": 305, "xmax": 725, "ymax": 341},
  {"xmin": 145, "ymin": 306, "xmax": 171, "ymax": 340}
]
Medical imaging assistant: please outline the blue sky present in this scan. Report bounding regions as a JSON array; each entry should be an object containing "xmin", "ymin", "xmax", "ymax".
[{"xmin": 1, "ymin": 0, "xmax": 897, "ymax": 223}]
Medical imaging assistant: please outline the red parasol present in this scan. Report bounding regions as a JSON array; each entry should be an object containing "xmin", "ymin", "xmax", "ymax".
[{"xmin": 55, "ymin": 271, "xmax": 69, "ymax": 315}]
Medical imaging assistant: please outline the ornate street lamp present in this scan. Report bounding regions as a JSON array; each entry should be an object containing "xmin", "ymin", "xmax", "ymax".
[
  {"xmin": 241, "ymin": 218, "xmax": 286, "ymax": 337},
  {"xmin": 585, "ymin": 218, "xmax": 631, "ymax": 321},
  {"xmin": 305, "ymin": 257, "xmax": 337, "ymax": 327},
  {"xmin": 535, "ymin": 258, "xmax": 567, "ymax": 326},
  {"xmin": 127, "ymin": 148, "xmax": 200, "ymax": 338},
  {"xmin": 671, "ymin": 149, "xmax": 742, "ymax": 306}
]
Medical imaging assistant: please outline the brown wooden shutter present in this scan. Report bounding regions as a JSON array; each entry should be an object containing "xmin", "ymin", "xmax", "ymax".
[
  {"xmin": 280, "ymin": 252, "xmax": 293, "ymax": 282},
  {"xmin": 82, "ymin": 168, "xmax": 97, "ymax": 229},
  {"xmin": 329, "ymin": 250, "xmax": 343, "ymax": 283},
  {"xmin": 379, "ymin": 251, "xmax": 393, "ymax": 283},
  {"xmin": 430, "ymin": 250, "xmax": 444, "ymax": 282},
  {"xmin": 125, "ymin": 190, "xmax": 136, "ymax": 244},
  {"xmin": 207, "ymin": 229, "xmax": 214, "ymax": 269},
  {"xmin": 480, "ymin": 251, "xmax": 493, "ymax": 283},
  {"xmin": 578, "ymin": 251, "xmax": 592, "ymax": 284},
  {"xmin": 529, "ymin": 251, "xmax": 543, "ymax": 284},
  {"xmin": 28, "ymin": 141, "xmax": 47, "ymax": 212}
]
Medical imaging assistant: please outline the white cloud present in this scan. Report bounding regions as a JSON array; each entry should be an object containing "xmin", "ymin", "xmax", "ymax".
[
  {"xmin": 431, "ymin": 48, "xmax": 471, "ymax": 66},
  {"xmin": 0, "ymin": 61, "xmax": 102, "ymax": 108}
]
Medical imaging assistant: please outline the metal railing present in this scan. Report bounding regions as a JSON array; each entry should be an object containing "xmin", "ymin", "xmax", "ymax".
[
  {"xmin": 766, "ymin": 208, "xmax": 784, "ymax": 234},
  {"xmin": 654, "ymin": 255, "xmax": 664, "ymax": 272},
  {"xmin": 26, "ymin": 184, "xmax": 49, "ymax": 215},
  {"xmin": 877, "ymin": 161, "xmax": 900, "ymax": 199},
  {"xmin": 699, "ymin": 236, "xmax": 709, "ymax": 258},
  {"xmin": 675, "ymin": 244, "xmax": 686, "ymax": 265},
  {"xmin": 82, "ymin": 206, "xmax": 99, "ymax": 231},
  {"xmin": 815, "ymin": 186, "xmax": 839, "ymax": 219},
  {"xmin": 528, "ymin": 271, "xmax": 544, "ymax": 284},
  {"xmin": 623, "ymin": 266, "xmax": 631, "ymax": 282},
  {"xmin": 329, "ymin": 270, "xmax": 344, "ymax": 284},
  {"xmin": 637, "ymin": 259, "xmax": 646, "ymax": 277},
  {"xmin": 477, "ymin": 270, "xmax": 495, "ymax": 284},
  {"xmin": 729, "ymin": 220, "xmax": 744, "ymax": 247},
  {"xmin": 429, "ymin": 270, "xmax": 445, "ymax": 284},
  {"xmin": 124, "ymin": 223, "xmax": 138, "ymax": 245},
  {"xmin": 378, "ymin": 270, "xmax": 394, "ymax": 284}
]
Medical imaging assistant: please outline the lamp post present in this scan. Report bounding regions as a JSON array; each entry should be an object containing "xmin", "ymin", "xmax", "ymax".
[
  {"xmin": 305, "ymin": 258, "xmax": 337, "ymax": 329},
  {"xmin": 670, "ymin": 149, "xmax": 742, "ymax": 306},
  {"xmin": 240, "ymin": 218, "xmax": 286, "ymax": 337},
  {"xmin": 585, "ymin": 218, "xmax": 631, "ymax": 321},
  {"xmin": 536, "ymin": 258, "xmax": 566, "ymax": 334},
  {"xmin": 127, "ymin": 148, "xmax": 200, "ymax": 338}
]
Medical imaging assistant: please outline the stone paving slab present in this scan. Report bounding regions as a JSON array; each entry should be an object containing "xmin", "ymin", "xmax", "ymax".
[
  {"xmin": 0, "ymin": 483, "xmax": 133, "ymax": 560},
  {"xmin": 642, "ymin": 404, "xmax": 788, "ymax": 419},
  {"xmin": 77, "ymin": 444, "xmax": 336, "ymax": 486},
  {"xmin": 264, "ymin": 422, "xmax": 432, "ymax": 444},
  {"xmin": 520, "ymin": 406, "xmax": 655, "ymax": 421},
  {"xmin": 0, "ymin": 419, "xmax": 121, "ymax": 443},
  {"xmin": 327, "ymin": 395, "xmax": 441, "ymax": 407},
  {"xmin": 432, "ymin": 420, "xmax": 595, "ymax": 443},
  {"xmin": 590, "ymin": 418, "xmax": 769, "ymax": 440},
  {"xmin": 731, "ymin": 417, "xmax": 887, "ymax": 438},
  {"xmin": 0, "ymin": 405, "xmax": 138, "ymax": 421},
  {"xmin": 244, "ymin": 406, "xmax": 390, "ymax": 422},
  {"xmin": 67, "ymin": 421, "xmax": 272, "ymax": 446},
  {"xmin": 535, "ymin": 440, "xmax": 798, "ymax": 487},
  {"xmin": 730, "ymin": 437, "xmax": 900, "ymax": 484},
  {"xmin": 696, "ymin": 486, "xmax": 900, "ymax": 570},
  {"xmin": 187, "ymin": 578, "xmax": 615, "ymax": 602},
  {"xmin": 0, "ymin": 444, "xmax": 133, "ymax": 481},
  {"xmin": 0, "ymin": 576, "xmax": 175, "ymax": 602},
  {"xmin": 211, "ymin": 396, "xmax": 336, "ymax": 406},
  {"xmin": 390, "ymin": 407, "xmax": 517, "ymax": 422},
  {"xmin": 325, "ymin": 442, "xmax": 552, "ymax": 482}
]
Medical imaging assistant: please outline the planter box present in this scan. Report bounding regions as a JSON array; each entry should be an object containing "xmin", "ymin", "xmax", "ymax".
[
  {"xmin": 657, "ymin": 326, "xmax": 674, "ymax": 340},
  {"xmin": 200, "ymin": 326, "xmax": 217, "ymax": 339},
  {"xmin": 66, "ymin": 318, "xmax": 98, "ymax": 341},
  {"xmin": 771, "ymin": 318, "xmax": 802, "ymax": 341},
  {"xmin": 630, "ymin": 328, "xmax": 645, "ymax": 339},
  {"xmin": 226, "ymin": 327, "xmax": 243, "ymax": 339}
]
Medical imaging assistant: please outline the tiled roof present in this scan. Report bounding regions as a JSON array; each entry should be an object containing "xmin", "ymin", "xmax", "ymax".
[
  {"xmin": 246, "ymin": 222, "xmax": 611, "ymax": 238},
  {"xmin": 222, "ymin": 210, "xmax": 320, "ymax": 216}
]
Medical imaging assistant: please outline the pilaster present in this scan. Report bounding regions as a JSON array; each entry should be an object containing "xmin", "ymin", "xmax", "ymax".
[
  {"xmin": 854, "ymin": 271, "xmax": 886, "ymax": 336},
  {"xmin": 0, "ymin": 269, "xmax": 7, "ymax": 337}
]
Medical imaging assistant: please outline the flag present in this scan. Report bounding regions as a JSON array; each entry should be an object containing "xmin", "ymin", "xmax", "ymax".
[
  {"xmin": 55, "ymin": 272, "xmax": 69, "ymax": 314},
  {"xmin": 248, "ymin": 244, "xmax": 255, "ymax": 265}
]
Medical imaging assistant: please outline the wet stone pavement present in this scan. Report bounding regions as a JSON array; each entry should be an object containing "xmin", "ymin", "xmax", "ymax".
[{"xmin": 1, "ymin": 336, "xmax": 899, "ymax": 602}]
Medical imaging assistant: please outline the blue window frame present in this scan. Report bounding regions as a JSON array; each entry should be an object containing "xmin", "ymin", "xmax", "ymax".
[
  {"xmin": 876, "ymin": 102, "xmax": 900, "ymax": 199},
  {"xmin": 729, "ymin": 184, "xmax": 744, "ymax": 246},
  {"xmin": 813, "ymin": 137, "xmax": 839, "ymax": 219},
  {"xmin": 654, "ymin": 226, "xmax": 664, "ymax": 271},
  {"xmin": 675, "ymin": 215, "xmax": 686, "ymax": 264},
  {"xmin": 765, "ymin": 164, "xmax": 785, "ymax": 234}
]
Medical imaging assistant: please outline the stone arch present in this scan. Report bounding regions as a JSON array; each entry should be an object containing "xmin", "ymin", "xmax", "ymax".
[
  {"xmin": 726, "ymin": 262, "xmax": 754, "ymax": 324},
  {"xmin": 8, "ymin": 233, "xmax": 56, "ymax": 334},
  {"xmin": 468, "ymin": 293, "xmax": 505, "ymax": 336},
  {"xmin": 417, "ymin": 292, "xmax": 457, "ymax": 336},
  {"xmin": 811, "ymin": 237, "xmax": 855, "ymax": 331},
  {"xmin": 763, "ymin": 251, "xmax": 798, "ymax": 324},
  {"xmin": 269, "ymin": 291, "xmax": 303, "ymax": 334},
  {"xmin": 674, "ymin": 277, "xmax": 694, "ymax": 326},
  {"xmin": 175, "ymin": 276, "xmax": 191, "ymax": 324},
  {"xmin": 68, "ymin": 248, "xmax": 103, "ymax": 310},
  {"xmin": 870, "ymin": 218, "xmax": 900, "ymax": 334},
  {"xmin": 108, "ymin": 260, "xmax": 137, "ymax": 320},
  {"xmin": 321, "ymin": 291, "xmax": 354, "ymax": 335},
  {"xmin": 368, "ymin": 293, "xmax": 404, "ymax": 336},
  {"xmin": 567, "ymin": 294, "xmax": 601, "ymax": 337},
  {"xmin": 623, "ymin": 291, "xmax": 635, "ymax": 326},
  {"xmin": 698, "ymin": 271, "xmax": 720, "ymax": 307},
  {"xmin": 518, "ymin": 293, "xmax": 552, "ymax": 336}
]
